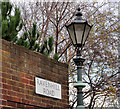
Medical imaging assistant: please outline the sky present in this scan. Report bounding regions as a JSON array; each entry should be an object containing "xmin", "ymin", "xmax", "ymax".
[{"xmin": 8, "ymin": 0, "xmax": 120, "ymax": 3}]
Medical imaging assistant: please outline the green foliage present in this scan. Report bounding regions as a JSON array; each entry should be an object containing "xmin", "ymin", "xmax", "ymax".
[
  {"xmin": 40, "ymin": 37, "xmax": 54, "ymax": 56},
  {"xmin": 16, "ymin": 32, "xmax": 29, "ymax": 48},
  {"xmin": 17, "ymin": 23, "xmax": 40, "ymax": 51},
  {"xmin": 28, "ymin": 23, "xmax": 40, "ymax": 50},
  {"xmin": 17, "ymin": 23, "xmax": 54, "ymax": 57},
  {"xmin": 53, "ymin": 53, "xmax": 59, "ymax": 60},
  {"xmin": 1, "ymin": 1, "xmax": 23, "ymax": 42},
  {"xmin": 1, "ymin": 1, "xmax": 56, "ymax": 59}
]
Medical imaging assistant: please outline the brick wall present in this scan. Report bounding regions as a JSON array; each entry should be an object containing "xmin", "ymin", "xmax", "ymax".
[{"xmin": 0, "ymin": 39, "xmax": 69, "ymax": 109}]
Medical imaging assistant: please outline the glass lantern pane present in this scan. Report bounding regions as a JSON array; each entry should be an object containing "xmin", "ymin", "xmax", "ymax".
[
  {"xmin": 82, "ymin": 24, "xmax": 91, "ymax": 45},
  {"xmin": 67, "ymin": 25, "xmax": 76, "ymax": 45},
  {"xmin": 74, "ymin": 23, "xmax": 85, "ymax": 44}
]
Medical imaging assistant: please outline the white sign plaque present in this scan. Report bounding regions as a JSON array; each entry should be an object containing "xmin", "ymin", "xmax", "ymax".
[{"xmin": 35, "ymin": 77, "xmax": 62, "ymax": 99}]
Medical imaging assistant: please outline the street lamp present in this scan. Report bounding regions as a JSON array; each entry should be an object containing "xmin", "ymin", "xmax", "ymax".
[{"xmin": 66, "ymin": 8, "xmax": 92, "ymax": 109}]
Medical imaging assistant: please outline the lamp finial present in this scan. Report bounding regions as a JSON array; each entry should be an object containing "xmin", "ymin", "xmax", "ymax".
[{"xmin": 77, "ymin": 7, "xmax": 80, "ymax": 11}]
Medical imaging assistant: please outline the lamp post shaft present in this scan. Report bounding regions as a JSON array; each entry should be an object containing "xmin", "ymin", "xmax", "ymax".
[
  {"xmin": 77, "ymin": 66, "xmax": 82, "ymax": 81},
  {"xmin": 73, "ymin": 50, "xmax": 86, "ymax": 109},
  {"xmin": 77, "ymin": 66, "xmax": 84, "ymax": 107}
]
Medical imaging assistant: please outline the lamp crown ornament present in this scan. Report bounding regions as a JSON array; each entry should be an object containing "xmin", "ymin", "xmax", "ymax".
[{"xmin": 75, "ymin": 8, "xmax": 82, "ymax": 19}]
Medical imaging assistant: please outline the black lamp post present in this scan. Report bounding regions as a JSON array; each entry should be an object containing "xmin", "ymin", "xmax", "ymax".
[{"xmin": 66, "ymin": 8, "xmax": 92, "ymax": 109}]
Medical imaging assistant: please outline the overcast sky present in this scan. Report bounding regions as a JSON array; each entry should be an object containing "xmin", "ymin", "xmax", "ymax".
[{"xmin": 9, "ymin": 0, "xmax": 120, "ymax": 3}]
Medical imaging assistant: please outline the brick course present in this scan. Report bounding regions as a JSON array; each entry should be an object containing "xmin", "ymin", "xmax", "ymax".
[{"xmin": 0, "ymin": 39, "xmax": 69, "ymax": 109}]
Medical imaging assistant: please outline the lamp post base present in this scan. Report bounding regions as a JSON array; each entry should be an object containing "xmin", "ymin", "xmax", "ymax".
[{"xmin": 76, "ymin": 105, "xmax": 85, "ymax": 109}]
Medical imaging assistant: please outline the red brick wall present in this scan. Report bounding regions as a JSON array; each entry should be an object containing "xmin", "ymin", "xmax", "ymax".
[{"xmin": 0, "ymin": 39, "xmax": 69, "ymax": 109}]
